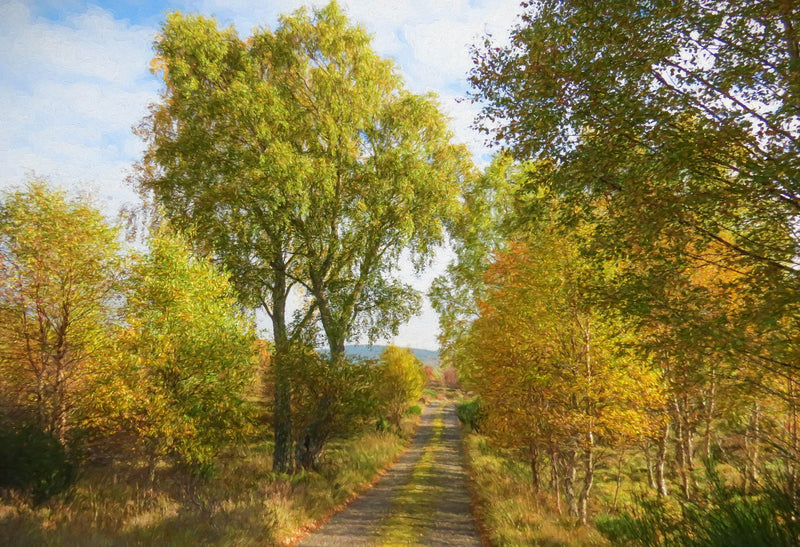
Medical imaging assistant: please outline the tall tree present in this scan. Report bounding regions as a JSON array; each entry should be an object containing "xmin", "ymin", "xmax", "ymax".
[
  {"xmin": 430, "ymin": 153, "xmax": 523, "ymax": 368},
  {"xmin": 136, "ymin": 2, "xmax": 470, "ymax": 470},
  {"xmin": 470, "ymin": 0, "xmax": 800, "ymax": 495},
  {"xmin": 465, "ymin": 222, "xmax": 663, "ymax": 524},
  {"xmin": 470, "ymin": 0, "xmax": 800, "ymax": 314},
  {"xmin": 0, "ymin": 180, "xmax": 120, "ymax": 443}
]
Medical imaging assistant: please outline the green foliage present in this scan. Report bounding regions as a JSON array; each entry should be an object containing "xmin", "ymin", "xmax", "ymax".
[
  {"xmin": 0, "ymin": 424, "xmax": 76, "ymax": 504},
  {"xmin": 374, "ymin": 346, "xmax": 427, "ymax": 428},
  {"xmin": 455, "ymin": 398, "xmax": 484, "ymax": 432},
  {"xmin": 405, "ymin": 404, "xmax": 422, "ymax": 416},
  {"xmin": 0, "ymin": 425, "xmax": 409, "ymax": 544},
  {"xmin": 290, "ymin": 346, "xmax": 379, "ymax": 438},
  {"xmin": 107, "ymin": 229, "xmax": 257, "ymax": 471},
  {"xmin": 430, "ymin": 153, "xmax": 522, "ymax": 369},
  {"xmin": 0, "ymin": 180, "xmax": 120, "ymax": 442},
  {"xmin": 597, "ymin": 473, "xmax": 800, "ymax": 546},
  {"xmin": 464, "ymin": 433, "xmax": 607, "ymax": 546},
  {"xmin": 454, "ymin": 0, "xmax": 800, "ymax": 529},
  {"xmin": 471, "ymin": 1, "xmax": 800, "ymax": 269},
  {"xmin": 139, "ymin": 1, "xmax": 471, "ymax": 470}
]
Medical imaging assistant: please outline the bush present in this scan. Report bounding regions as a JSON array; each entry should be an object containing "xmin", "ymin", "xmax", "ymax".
[
  {"xmin": 108, "ymin": 229, "xmax": 258, "ymax": 472},
  {"xmin": 291, "ymin": 347, "xmax": 381, "ymax": 469},
  {"xmin": 405, "ymin": 404, "xmax": 422, "ymax": 416},
  {"xmin": 374, "ymin": 346, "xmax": 426, "ymax": 428},
  {"xmin": 0, "ymin": 424, "xmax": 76, "ymax": 503},
  {"xmin": 442, "ymin": 366, "xmax": 460, "ymax": 389},
  {"xmin": 596, "ymin": 466, "xmax": 800, "ymax": 546},
  {"xmin": 456, "ymin": 398, "xmax": 484, "ymax": 431}
]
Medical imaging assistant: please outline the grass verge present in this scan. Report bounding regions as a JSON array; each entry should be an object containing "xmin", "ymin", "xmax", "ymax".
[
  {"xmin": 0, "ymin": 418, "xmax": 418, "ymax": 546},
  {"xmin": 463, "ymin": 433, "xmax": 607, "ymax": 547}
]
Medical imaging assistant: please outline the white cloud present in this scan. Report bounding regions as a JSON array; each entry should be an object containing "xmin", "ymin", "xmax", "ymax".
[
  {"xmin": 0, "ymin": 0, "xmax": 526, "ymax": 349},
  {"xmin": 0, "ymin": 1, "xmax": 159, "ymax": 212},
  {"xmin": 0, "ymin": 2, "xmax": 155, "ymax": 85}
]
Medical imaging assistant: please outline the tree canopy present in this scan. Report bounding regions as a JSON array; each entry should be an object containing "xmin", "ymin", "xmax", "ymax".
[
  {"xmin": 108, "ymin": 229, "xmax": 257, "ymax": 473},
  {"xmin": 0, "ymin": 181, "xmax": 121, "ymax": 443},
  {"xmin": 136, "ymin": 1, "xmax": 471, "ymax": 470},
  {"xmin": 471, "ymin": 0, "xmax": 800, "ymax": 281}
]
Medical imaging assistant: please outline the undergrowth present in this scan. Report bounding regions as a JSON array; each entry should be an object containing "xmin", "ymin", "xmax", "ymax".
[
  {"xmin": 0, "ymin": 417, "xmax": 419, "ymax": 546},
  {"xmin": 463, "ymin": 433, "xmax": 607, "ymax": 547}
]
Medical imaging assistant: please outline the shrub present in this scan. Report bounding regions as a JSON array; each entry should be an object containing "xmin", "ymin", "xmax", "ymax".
[
  {"xmin": 107, "ymin": 229, "xmax": 257, "ymax": 473},
  {"xmin": 456, "ymin": 398, "xmax": 484, "ymax": 431},
  {"xmin": 374, "ymin": 346, "xmax": 426, "ymax": 428},
  {"xmin": 442, "ymin": 366, "xmax": 460, "ymax": 389},
  {"xmin": 0, "ymin": 424, "xmax": 76, "ymax": 503},
  {"xmin": 405, "ymin": 404, "xmax": 422, "ymax": 416},
  {"xmin": 596, "ymin": 466, "xmax": 800, "ymax": 546},
  {"xmin": 291, "ymin": 346, "xmax": 381, "ymax": 469}
]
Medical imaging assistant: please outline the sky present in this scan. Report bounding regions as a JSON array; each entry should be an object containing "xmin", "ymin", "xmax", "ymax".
[{"xmin": 0, "ymin": 0, "xmax": 523, "ymax": 350}]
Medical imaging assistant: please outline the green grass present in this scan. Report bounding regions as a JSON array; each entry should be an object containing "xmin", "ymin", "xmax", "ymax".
[
  {"xmin": 0, "ymin": 419, "xmax": 419, "ymax": 546},
  {"xmin": 373, "ymin": 405, "xmax": 445, "ymax": 545}
]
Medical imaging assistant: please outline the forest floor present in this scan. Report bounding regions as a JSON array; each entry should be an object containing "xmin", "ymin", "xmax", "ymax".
[{"xmin": 296, "ymin": 399, "xmax": 482, "ymax": 546}]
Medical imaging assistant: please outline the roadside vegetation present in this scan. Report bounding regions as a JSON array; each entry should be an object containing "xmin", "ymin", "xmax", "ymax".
[
  {"xmin": 0, "ymin": 178, "xmax": 430, "ymax": 542},
  {"xmin": 435, "ymin": 0, "xmax": 800, "ymax": 544},
  {"xmin": 0, "ymin": 421, "xmax": 415, "ymax": 545},
  {"xmin": 463, "ymin": 432, "xmax": 606, "ymax": 546},
  {"xmin": 3, "ymin": 0, "xmax": 799, "ymax": 544}
]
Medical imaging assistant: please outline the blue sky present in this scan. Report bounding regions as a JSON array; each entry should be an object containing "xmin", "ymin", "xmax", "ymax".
[{"xmin": 0, "ymin": 0, "xmax": 522, "ymax": 349}]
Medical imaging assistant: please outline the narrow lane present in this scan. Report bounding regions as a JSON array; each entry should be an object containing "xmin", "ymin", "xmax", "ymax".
[{"xmin": 297, "ymin": 400, "xmax": 482, "ymax": 546}]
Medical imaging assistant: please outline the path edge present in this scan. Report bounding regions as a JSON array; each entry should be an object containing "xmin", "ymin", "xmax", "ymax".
[{"xmin": 285, "ymin": 408, "xmax": 426, "ymax": 546}]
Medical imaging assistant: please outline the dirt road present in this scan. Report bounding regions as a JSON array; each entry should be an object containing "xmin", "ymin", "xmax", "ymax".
[{"xmin": 297, "ymin": 400, "xmax": 482, "ymax": 546}]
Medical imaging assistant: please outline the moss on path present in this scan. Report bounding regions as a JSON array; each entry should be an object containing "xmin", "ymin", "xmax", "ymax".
[{"xmin": 297, "ymin": 400, "xmax": 481, "ymax": 547}]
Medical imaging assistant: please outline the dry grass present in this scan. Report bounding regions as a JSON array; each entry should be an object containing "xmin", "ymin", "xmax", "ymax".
[
  {"xmin": 463, "ymin": 434, "xmax": 608, "ymax": 547},
  {"xmin": 0, "ymin": 420, "xmax": 417, "ymax": 546}
]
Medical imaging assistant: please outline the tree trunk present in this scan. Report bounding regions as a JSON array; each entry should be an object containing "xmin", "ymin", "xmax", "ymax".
[
  {"xmin": 684, "ymin": 421, "xmax": 696, "ymax": 493},
  {"xmin": 576, "ymin": 314, "xmax": 594, "ymax": 524},
  {"xmin": 577, "ymin": 432, "xmax": 594, "ymax": 525},
  {"xmin": 530, "ymin": 441, "xmax": 540, "ymax": 493},
  {"xmin": 643, "ymin": 441, "xmax": 657, "ymax": 490},
  {"xmin": 551, "ymin": 446, "xmax": 562, "ymax": 515},
  {"xmin": 612, "ymin": 452, "xmax": 625, "ymax": 512},
  {"xmin": 704, "ymin": 369, "xmax": 716, "ymax": 462},
  {"xmin": 744, "ymin": 402, "xmax": 760, "ymax": 491},
  {"xmin": 561, "ymin": 448, "xmax": 578, "ymax": 518},
  {"xmin": 788, "ymin": 377, "xmax": 798, "ymax": 500},
  {"xmin": 272, "ymin": 349, "xmax": 293, "ymax": 473},
  {"xmin": 656, "ymin": 422, "xmax": 669, "ymax": 497},
  {"xmin": 674, "ymin": 394, "xmax": 693, "ymax": 499},
  {"xmin": 271, "ymin": 266, "xmax": 293, "ymax": 474}
]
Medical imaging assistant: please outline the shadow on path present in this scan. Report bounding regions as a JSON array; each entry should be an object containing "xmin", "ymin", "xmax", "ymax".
[{"xmin": 297, "ymin": 400, "xmax": 481, "ymax": 546}]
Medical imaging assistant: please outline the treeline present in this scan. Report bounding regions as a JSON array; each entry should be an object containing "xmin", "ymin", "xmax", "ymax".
[
  {"xmin": 434, "ymin": 0, "xmax": 800, "ymax": 543},
  {"xmin": 1, "ymin": 1, "xmax": 455, "ymax": 507},
  {"xmin": 0, "ymin": 181, "xmax": 257, "ymax": 500},
  {"xmin": 0, "ymin": 180, "xmax": 430, "ymax": 505}
]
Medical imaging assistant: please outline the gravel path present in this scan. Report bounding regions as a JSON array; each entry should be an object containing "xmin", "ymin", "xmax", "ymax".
[{"xmin": 297, "ymin": 400, "xmax": 482, "ymax": 547}]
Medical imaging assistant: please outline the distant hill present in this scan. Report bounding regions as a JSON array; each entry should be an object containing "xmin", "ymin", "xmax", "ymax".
[{"xmin": 344, "ymin": 345, "xmax": 440, "ymax": 368}]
